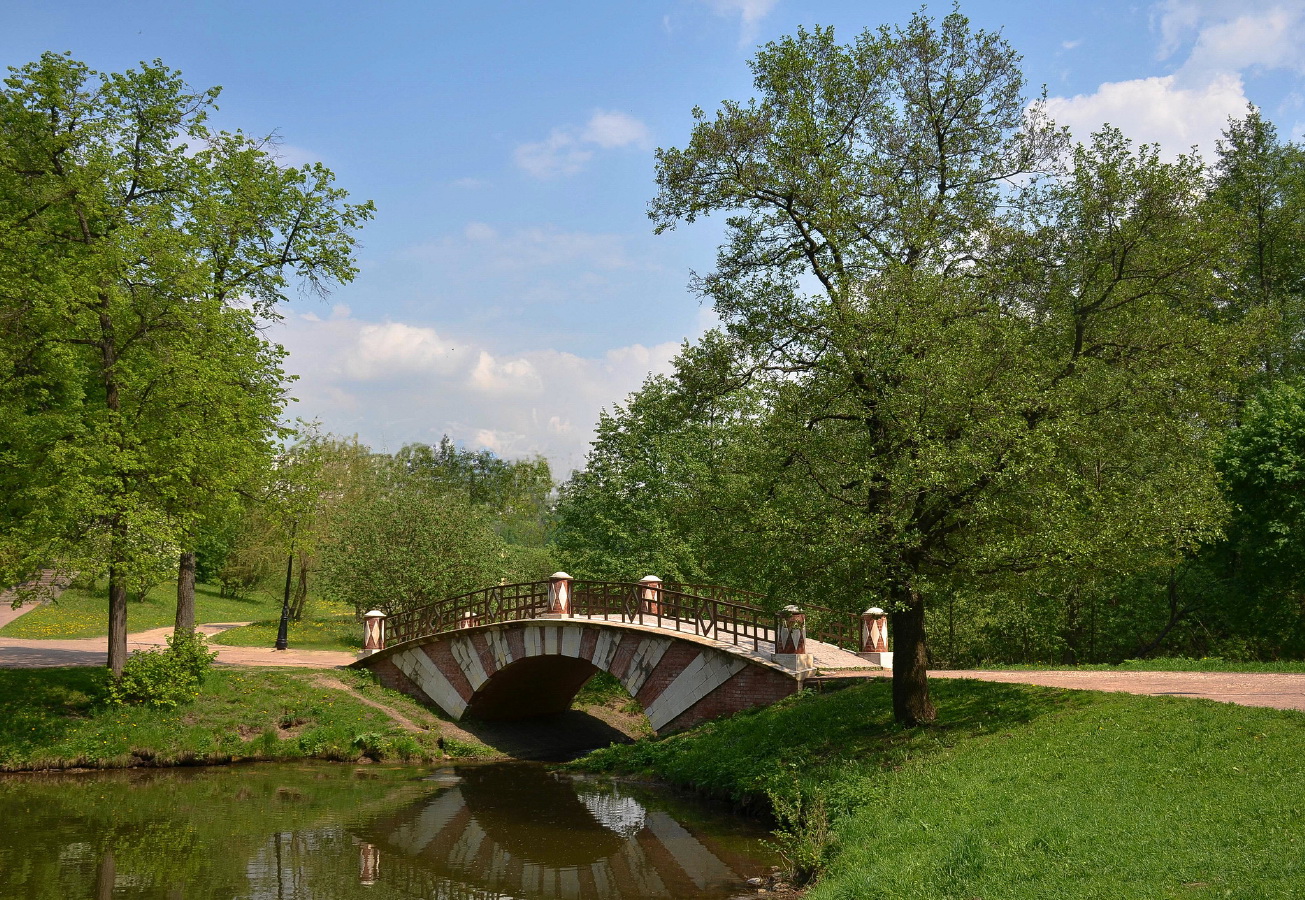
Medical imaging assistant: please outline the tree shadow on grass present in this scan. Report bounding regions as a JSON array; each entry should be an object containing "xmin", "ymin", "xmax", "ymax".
[{"xmin": 0, "ymin": 667, "xmax": 104, "ymax": 766}]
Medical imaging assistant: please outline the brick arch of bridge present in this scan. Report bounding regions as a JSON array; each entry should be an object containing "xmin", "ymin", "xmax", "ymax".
[{"xmin": 353, "ymin": 619, "xmax": 802, "ymax": 734}]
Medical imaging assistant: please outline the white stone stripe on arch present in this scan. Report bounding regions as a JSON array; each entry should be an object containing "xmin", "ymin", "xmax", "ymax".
[
  {"xmin": 620, "ymin": 636, "xmax": 672, "ymax": 696},
  {"xmin": 450, "ymin": 636, "xmax": 489, "ymax": 690},
  {"xmin": 643, "ymin": 650, "xmax": 746, "ymax": 732},
  {"xmin": 392, "ymin": 647, "xmax": 468, "ymax": 718},
  {"xmin": 591, "ymin": 628, "xmax": 619, "ymax": 670}
]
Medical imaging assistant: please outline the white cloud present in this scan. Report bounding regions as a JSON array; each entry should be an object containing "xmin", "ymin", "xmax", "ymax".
[
  {"xmin": 581, "ymin": 110, "xmax": 652, "ymax": 149},
  {"xmin": 1061, "ymin": 39, "xmax": 1082, "ymax": 51},
  {"xmin": 409, "ymin": 222, "xmax": 634, "ymax": 273},
  {"xmin": 1045, "ymin": 72, "xmax": 1248, "ymax": 155},
  {"xmin": 272, "ymin": 309, "xmax": 687, "ymax": 474},
  {"xmin": 1046, "ymin": 1, "xmax": 1305, "ymax": 157},
  {"xmin": 514, "ymin": 110, "xmax": 652, "ymax": 178},
  {"xmin": 514, "ymin": 128, "xmax": 595, "ymax": 178},
  {"xmin": 705, "ymin": 0, "xmax": 780, "ymax": 44}
]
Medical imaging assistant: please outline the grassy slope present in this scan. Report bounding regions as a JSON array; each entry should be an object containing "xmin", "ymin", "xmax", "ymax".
[
  {"xmin": 1, "ymin": 580, "xmax": 279, "ymax": 638},
  {"xmin": 0, "ymin": 666, "xmax": 495, "ymax": 771},
  {"xmin": 578, "ymin": 679, "xmax": 1305, "ymax": 899}
]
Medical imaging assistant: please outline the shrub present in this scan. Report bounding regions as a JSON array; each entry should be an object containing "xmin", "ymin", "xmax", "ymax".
[{"xmin": 104, "ymin": 631, "xmax": 217, "ymax": 709}]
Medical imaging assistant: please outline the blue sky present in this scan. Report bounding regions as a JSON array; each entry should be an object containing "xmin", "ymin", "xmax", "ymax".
[{"xmin": 7, "ymin": 1, "xmax": 1305, "ymax": 474}]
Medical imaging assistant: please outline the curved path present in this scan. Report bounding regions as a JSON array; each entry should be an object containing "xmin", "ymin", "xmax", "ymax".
[{"xmin": 0, "ymin": 621, "xmax": 355, "ymax": 669}]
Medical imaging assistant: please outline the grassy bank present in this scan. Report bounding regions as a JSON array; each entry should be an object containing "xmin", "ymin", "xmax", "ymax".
[
  {"xmin": 0, "ymin": 666, "xmax": 495, "ymax": 772},
  {"xmin": 577, "ymin": 679, "xmax": 1305, "ymax": 898}
]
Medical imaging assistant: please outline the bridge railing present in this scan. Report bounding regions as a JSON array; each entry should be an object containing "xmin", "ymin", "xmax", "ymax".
[
  {"xmin": 385, "ymin": 581, "xmax": 550, "ymax": 645},
  {"xmin": 667, "ymin": 583, "xmax": 862, "ymax": 652},
  {"xmin": 382, "ymin": 578, "xmax": 863, "ymax": 653},
  {"xmin": 570, "ymin": 581, "xmax": 775, "ymax": 653}
]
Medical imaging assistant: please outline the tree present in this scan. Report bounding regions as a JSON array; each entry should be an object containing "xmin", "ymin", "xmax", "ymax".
[
  {"xmin": 1212, "ymin": 108, "xmax": 1305, "ymax": 382},
  {"xmin": 317, "ymin": 472, "xmax": 524, "ymax": 617},
  {"xmin": 644, "ymin": 11, "xmax": 1243, "ymax": 723},
  {"xmin": 0, "ymin": 54, "xmax": 372, "ymax": 673}
]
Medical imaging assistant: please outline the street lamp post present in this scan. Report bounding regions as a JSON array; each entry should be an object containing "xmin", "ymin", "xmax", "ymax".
[{"xmin": 275, "ymin": 521, "xmax": 297, "ymax": 651}]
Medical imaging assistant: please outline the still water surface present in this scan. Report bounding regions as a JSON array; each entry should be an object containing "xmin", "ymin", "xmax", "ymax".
[{"xmin": 0, "ymin": 762, "xmax": 776, "ymax": 899}]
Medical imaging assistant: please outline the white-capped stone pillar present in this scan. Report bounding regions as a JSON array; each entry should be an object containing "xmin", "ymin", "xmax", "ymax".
[
  {"xmin": 639, "ymin": 575, "xmax": 663, "ymax": 617},
  {"xmin": 548, "ymin": 572, "xmax": 573, "ymax": 615},
  {"xmin": 773, "ymin": 604, "xmax": 814, "ymax": 673},
  {"xmin": 858, "ymin": 607, "xmax": 893, "ymax": 668},
  {"xmin": 361, "ymin": 610, "xmax": 386, "ymax": 657}
]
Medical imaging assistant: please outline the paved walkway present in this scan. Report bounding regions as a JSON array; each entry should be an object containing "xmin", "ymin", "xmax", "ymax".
[{"xmin": 0, "ymin": 620, "xmax": 356, "ymax": 669}]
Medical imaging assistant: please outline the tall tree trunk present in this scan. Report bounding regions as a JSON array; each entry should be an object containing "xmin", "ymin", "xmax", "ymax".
[
  {"xmin": 891, "ymin": 585, "xmax": 936, "ymax": 726},
  {"xmin": 175, "ymin": 550, "xmax": 196, "ymax": 634},
  {"xmin": 107, "ymin": 565, "xmax": 128, "ymax": 677}
]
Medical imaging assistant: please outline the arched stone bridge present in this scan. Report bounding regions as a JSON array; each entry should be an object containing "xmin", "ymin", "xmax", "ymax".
[{"xmin": 351, "ymin": 574, "xmax": 890, "ymax": 733}]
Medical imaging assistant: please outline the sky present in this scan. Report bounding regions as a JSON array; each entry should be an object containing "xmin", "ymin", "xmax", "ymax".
[{"xmin": 6, "ymin": 0, "xmax": 1305, "ymax": 476}]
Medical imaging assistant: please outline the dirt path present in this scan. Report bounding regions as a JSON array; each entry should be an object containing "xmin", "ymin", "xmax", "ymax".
[{"xmin": 307, "ymin": 673, "xmax": 430, "ymax": 733}]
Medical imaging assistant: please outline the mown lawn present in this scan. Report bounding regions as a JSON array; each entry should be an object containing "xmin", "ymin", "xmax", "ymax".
[
  {"xmin": 0, "ymin": 666, "xmax": 495, "ymax": 771},
  {"xmin": 1, "ymin": 580, "xmax": 279, "ymax": 639},
  {"xmin": 577, "ymin": 678, "xmax": 1305, "ymax": 899}
]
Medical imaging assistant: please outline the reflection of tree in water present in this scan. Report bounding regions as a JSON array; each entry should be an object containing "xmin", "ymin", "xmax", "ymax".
[{"xmin": 352, "ymin": 764, "xmax": 766, "ymax": 900}]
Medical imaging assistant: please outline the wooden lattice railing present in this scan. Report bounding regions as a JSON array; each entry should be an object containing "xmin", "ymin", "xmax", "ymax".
[{"xmin": 383, "ymin": 579, "xmax": 862, "ymax": 652}]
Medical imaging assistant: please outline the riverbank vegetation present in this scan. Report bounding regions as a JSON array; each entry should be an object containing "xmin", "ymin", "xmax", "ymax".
[
  {"xmin": 578, "ymin": 679, "xmax": 1305, "ymax": 897},
  {"xmin": 0, "ymin": 666, "xmax": 495, "ymax": 772}
]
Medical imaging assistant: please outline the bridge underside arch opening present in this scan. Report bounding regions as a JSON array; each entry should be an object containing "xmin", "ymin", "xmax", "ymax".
[{"xmin": 465, "ymin": 655, "xmax": 608, "ymax": 720}]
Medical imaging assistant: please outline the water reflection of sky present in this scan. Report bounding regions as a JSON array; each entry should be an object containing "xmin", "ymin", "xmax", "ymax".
[{"xmin": 0, "ymin": 763, "xmax": 773, "ymax": 900}]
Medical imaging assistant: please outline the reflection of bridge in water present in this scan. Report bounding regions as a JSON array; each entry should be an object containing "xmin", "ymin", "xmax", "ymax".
[
  {"xmin": 353, "ymin": 765, "xmax": 770, "ymax": 899},
  {"xmin": 355, "ymin": 574, "xmax": 888, "ymax": 734}
]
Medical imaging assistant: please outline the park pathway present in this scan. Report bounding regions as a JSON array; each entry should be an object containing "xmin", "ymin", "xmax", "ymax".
[{"xmin": 0, "ymin": 615, "xmax": 355, "ymax": 669}]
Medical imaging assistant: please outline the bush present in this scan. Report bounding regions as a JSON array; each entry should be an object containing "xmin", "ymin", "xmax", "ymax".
[{"xmin": 105, "ymin": 631, "xmax": 218, "ymax": 709}]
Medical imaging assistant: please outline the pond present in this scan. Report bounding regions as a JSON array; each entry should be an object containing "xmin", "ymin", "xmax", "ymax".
[{"xmin": 0, "ymin": 762, "xmax": 778, "ymax": 899}]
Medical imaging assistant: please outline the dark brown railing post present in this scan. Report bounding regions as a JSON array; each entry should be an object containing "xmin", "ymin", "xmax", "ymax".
[{"xmin": 548, "ymin": 572, "xmax": 573, "ymax": 615}]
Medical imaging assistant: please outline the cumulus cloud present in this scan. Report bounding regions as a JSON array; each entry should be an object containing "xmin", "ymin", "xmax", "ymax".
[
  {"xmin": 271, "ymin": 309, "xmax": 686, "ymax": 475},
  {"xmin": 1047, "ymin": 1, "xmax": 1305, "ymax": 157},
  {"xmin": 1045, "ymin": 72, "xmax": 1248, "ymax": 155},
  {"xmin": 515, "ymin": 109, "xmax": 652, "ymax": 178}
]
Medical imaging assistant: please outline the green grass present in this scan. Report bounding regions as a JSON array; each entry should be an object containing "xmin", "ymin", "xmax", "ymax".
[
  {"xmin": 576, "ymin": 679, "xmax": 1305, "ymax": 898},
  {"xmin": 210, "ymin": 610, "xmax": 362, "ymax": 652},
  {"xmin": 955, "ymin": 656, "xmax": 1305, "ymax": 673},
  {"xmin": 1, "ymin": 580, "xmax": 280, "ymax": 639},
  {"xmin": 0, "ymin": 666, "xmax": 496, "ymax": 771}
]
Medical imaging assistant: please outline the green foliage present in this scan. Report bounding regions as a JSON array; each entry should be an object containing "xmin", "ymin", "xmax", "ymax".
[
  {"xmin": 104, "ymin": 631, "xmax": 216, "ymax": 708},
  {"xmin": 317, "ymin": 441, "xmax": 554, "ymax": 615},
  {"xmin": 0, "ymin": 53, "xmax": 372, "ymax": 673}
]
